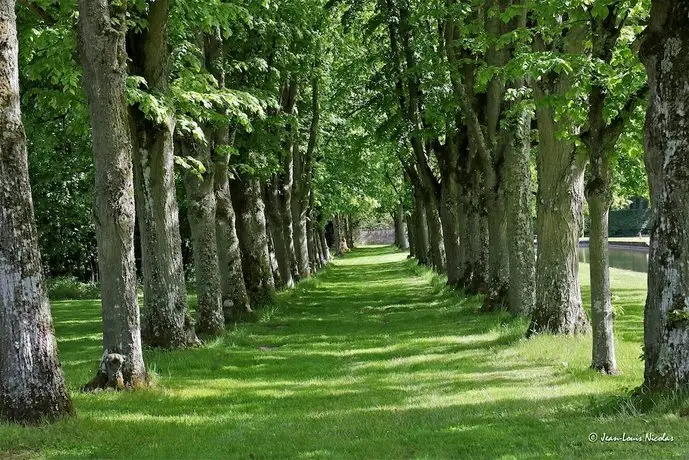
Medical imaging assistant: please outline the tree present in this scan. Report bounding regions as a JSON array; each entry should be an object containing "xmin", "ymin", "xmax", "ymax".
[
  {"xmin": 0, "ymin": 0, "xmax": 73, "ymax": 423},
  {"xmin": 640, "ymin": 0, "xmax": 689, "ymax": 391},
  {"xmin": 77, "ymin": 0, "xmax": 147, "ymax": 388},
  {"xmin": 209, "ymin": 44, "xmax": 254, "ymax": 322},
  {"xmin": 580, "ymin": 0, "xmax": 647, "ymax": 374},
  {"xmin": 264, "ymin": 79, "xmax": 300, "ymax": 289},
  {"xmin": 128, "ymin": 0, "xmax": 197, "ymax": 348},
  {"xmin": 181, "ymin": 122, "xmax": 225, "ymax": 336},
  {"xmin": 527, "ymin": 3, "xmax": 590, "ymax": 335},
  {"xmin": 232, "ymin": 173, "xmax": 276, "ymax": 304},
  {"xmin": 292, "ymin": 70, "xmax": 322, "ymax": 278}
]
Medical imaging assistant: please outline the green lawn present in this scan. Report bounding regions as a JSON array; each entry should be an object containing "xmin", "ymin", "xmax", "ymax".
[{"xmin": 1, "ymin": 246, "xmax": 685, "ymax": 459}]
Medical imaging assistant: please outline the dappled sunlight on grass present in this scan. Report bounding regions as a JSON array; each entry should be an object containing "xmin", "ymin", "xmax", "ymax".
[{"xmin": 1, "ymin": 246, "xmax": 685, "ymax": 459}]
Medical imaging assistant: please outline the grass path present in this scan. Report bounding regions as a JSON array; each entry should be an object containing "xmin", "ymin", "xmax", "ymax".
[{"xmin": 1, "ymin": 246, "xmax": 686, "ymax": 458}]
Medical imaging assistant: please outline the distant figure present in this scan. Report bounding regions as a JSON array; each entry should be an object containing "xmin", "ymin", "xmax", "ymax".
[{"xmin": 638, "ymin": 231, "xmax": 643, "ymax": 238}]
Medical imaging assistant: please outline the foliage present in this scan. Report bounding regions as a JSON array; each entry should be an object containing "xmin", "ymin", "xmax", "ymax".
[
  {"xmin": 47, "ymin": 277, "xmax": 101, "ymax": 301},
  {"xmin": 607, "ymin": 209, "xmax": 651, "ymax": 237},
  {"xmin": 18, "ymin": 0, "xmax": 96, "ymax": 281}
]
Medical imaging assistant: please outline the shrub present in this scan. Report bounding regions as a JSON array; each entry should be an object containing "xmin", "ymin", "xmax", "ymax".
[{"xmin": 48, "ymin": 276, "xmax": 100, "ymax": 300}]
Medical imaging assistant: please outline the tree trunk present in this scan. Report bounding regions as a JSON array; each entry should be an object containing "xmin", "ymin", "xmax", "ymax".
[
  {"xmin": 640, "ymin": 1, "xmax": 689, "ymax": 390},
  {"xmin": 345, "ymin": 215, "xmax": 355, "ymax": 249},
  {"xmin": 587, "ymin": 183, "xmax": 616, "ymax": 373},
  {"xmin": 214, "ymin": 137, "xmax": 253, "ymax": 322},
  {"xmin": 77, "ymin": 0, "xmax": 147, "ymax": 387},
  {"xmin": 292, "ymin": 208, "xmax": 310, "ymax": 276},
  {"xmin": 504, "ymin": 109, "xmax": 535, "ymax": 316},
  {"xmin": 306, "ymin": 211, "xmax": 318, "ymax": 271},
  {"xmin": 424, "ymin": 195, "xmax": 445, "ymax": 273},
  {"xmin": 319, "ymin": 226, "xmax": 331, "ymax": 263},
  {"xmin": 413, "ymin": 190, "xmax": 430, "ymax": 265},
  {"xmin": 585, "ymin": 63, "xmax": 616, "ymax": 373},
  {"xmin": 466, "ymin": 202, "xmax": 489, "ymax": 295},
  {"xmin": 457, "ymin": 192, "xmax": 470, "ymax": 288},
  {"xmin": 264, "ymin": 180, "xmax": 295, "ymax": 289},
  {"xmin": 133, "ymin": 116, "xmax": 195, "ymax": 346},
  {"xmin": 231, "ymin": 176, "xmax": 276, "ymax": 305},
  {"xmin": 484, "ymin": 190, "xmax": 510, "ymax": 309},
  {"xmin": 278, "ymin": 176, "xmax": 300, "ymax": 282},
  {"xmin": 406, "ymin": 213, "xmax": 416, "ymax": 258},
  {"xmin": 529, "ymin": 102, "xmax": 590, "ymax": 335},
  {"xmin": 181, "ymin": 137, "xmax": 224, "ymax": 336},
  {"xmin": 204, "ymin": 28, "xmax": 253, "ymax": 323},
  {"xmin": 394, "ymin": 204, "xmax": 409, "ymax": 250},
  {"xmin": 439, "ymin": 160, "xmax": 461, "ymax": 285},
  {"xmin": 266, "ymin": 228, "xmax": 282, "ymax": 289},
  {"xmin": 0, "ymin": 0, "xmax": 73, "ymax": 422},
  {"xmin": 281, "ymin": 79, "xmax": 309, "ymax": 280},
  {"xmin": 333, "ymin": 214, "xmax": 343, "ymax": 256},
  {"xmin": 312, "ymin": 223, "xmax": 322, "ymax": 269},
  {"xmin": 583, "ymin": 8, "xmax": 632, "ymax": 373},
  {"xmin": 128, "ymin": 0, "xmax": 195, "ymax": 348},
  {"xmin": 481, "ymin": 0, "xmax": 511, "ymax": 311}
]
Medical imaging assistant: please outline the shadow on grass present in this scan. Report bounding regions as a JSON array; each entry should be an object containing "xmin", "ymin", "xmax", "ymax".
[{"xmin": 2, "ymin": 246, "xmax": 681, "ymax": 459}]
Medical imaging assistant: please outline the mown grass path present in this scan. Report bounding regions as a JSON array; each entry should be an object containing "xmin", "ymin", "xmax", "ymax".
[{"xmin": 1, "ymin": 246, "xmax": 686, "ymax": 458}]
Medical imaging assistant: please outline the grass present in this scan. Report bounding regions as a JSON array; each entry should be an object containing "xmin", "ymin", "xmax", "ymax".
[{"xmin": 1, "ymin": 246, "xmax": 686, "ymax": 459}]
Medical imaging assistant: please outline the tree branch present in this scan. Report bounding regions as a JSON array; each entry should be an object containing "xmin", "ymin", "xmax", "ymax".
[
  {"xmin": 602, "ymin": 83, "xmax": 649, "ymax": 153},
  {"xmin": 19, "ymin": 0, "xmax": 56, "ymax": 26}
]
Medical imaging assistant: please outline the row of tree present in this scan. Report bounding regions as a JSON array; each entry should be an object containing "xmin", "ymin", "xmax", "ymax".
[
  {"xmin": 0, "ymin": 0, "xmax": 349, "ymax": 424},
  {"xmin": 1, "ymin": 0, "xmax": 688, "ymax": 426},
  {"xmin": 329, "ymin": 0, "xmax": 686, "ymax": 392}
]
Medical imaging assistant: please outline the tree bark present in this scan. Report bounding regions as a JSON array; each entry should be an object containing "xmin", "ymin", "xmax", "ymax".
[
  {"xmin": 264, "ymin": 179, "xmax": 295, "ymax": 289},
  {"xmin": 231, "ymin": 176, "xmax": 276, "ymax": 305},
  {"xmin": 582, "ymin": 5, "xmax": 640, "ymax": 373},
  {"xmin": 413, "ymin": 188, "xmax": 430, "ymax": 265},
  {"xmin": 214, "ymin": 133, "xmax": 253, "ymax": 322},
  {"xmin": 483, "ymin": 0, "xmax": 511, "ymax": 310},
  {"xmin": 77, "ymin": 0, "xmax": 147, "ymax": 387},
  {"xmin": 528, "ymin": 26, "xmax": 590, "ymax": 336},
  {"xmin": 333, "ymin": 214, "xmax": 343, "ymax": 256},
  {"xmin": 435, "ymin": 141, "xmax": 461, "ymax": 285},
  {"xmin": 466, "ymin": 192, "xmax": 489, "ymax": 295},
  {"xmin": 275, "ymin": 79, "xmax": 308, "ymax": 280},
  {"xmin": 128, "ymin": 0, "xmax": 195, "ymax": 348},
  {"xmin": 201, "ymin": 28, "xmax": 254, "ymax": 323},
  {"xmin": 406, "ymin": 213, "xmax": 416, "ymax": 258},
  {"xmin": 306, "ymin": 209, "xmax": 318, "ymax": 271},
  {"xmin": 588, "ymin": 184, "xmax": 616, "ymax": 372},
  {"xmin": 504, "ymin": 109, "xmax": 535, "ymax": 316},
  {"xmin": 311, "ymin": 221, "xmax": 323, "ymax": 269},
  {"xmin": 345, "ymin": 215, "xmax": 355, "ymax": 249},
  {"xmin": 586, "ymin": 58, "xmax": 617, "ymax": 373},
  {"xmin": 485, "ymin": 189, "xmax": 509, "ymax": 308},
  {"xmin": 394, "ymin": 203, "xmax": 409, "ymax": 250},
  {"xmin": 277, "ymin": 170, "xmax": 299, "ymax": 283},
  {"xmin": 529, "ymin": 100, "xmax": 590, "ymax": 335},
  {"xmin": 319, "ymin": 226, "xmax": 331, "ymax": 263},
  {"xmin": 0, "ymin": 0, "xmax": 73, "ymax": 423},
  {"xmin": 265, "ymin": 225, "xmax": 282, "ymax": 288},
  {"xmin": 181, "ymin": 135, "xmax": 224, "ymax": 337},
  {"xmin": 425, "ymin": 194, "xmax": 446, "ymax": 273},
  {"xmin": 640, "ymin": 0, "xmax": 689, "ymax": 391},
  {"xmin": 292, "ymin": 208, "xmax": 310, "ymax": 275}
]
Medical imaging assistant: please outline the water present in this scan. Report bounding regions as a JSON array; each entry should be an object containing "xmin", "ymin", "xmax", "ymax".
[{"xmin": 578, "ymin": 247, "xmax": 648, "ymax": 273}]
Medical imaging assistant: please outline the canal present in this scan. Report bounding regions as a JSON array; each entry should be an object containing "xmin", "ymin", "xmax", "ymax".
[{"xmin": 578, "ymin": 246, "xmax": 648, "ymax": 273}]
